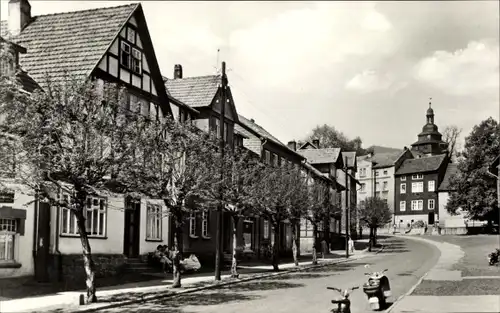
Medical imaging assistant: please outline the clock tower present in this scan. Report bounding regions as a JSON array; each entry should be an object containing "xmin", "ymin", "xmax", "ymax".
[{"xmin": 410, "ymin": 99, "xmax": 449, "ymax": 156}]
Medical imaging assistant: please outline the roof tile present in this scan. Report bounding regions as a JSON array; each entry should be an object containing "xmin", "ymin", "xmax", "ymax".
[
  {"xmin": 1, "ymin": 4, "xmax": 138, "ymax": 87},
  {"xmin": 297, "ymin": 148, "xmax": 341, "ymax": 164},
  {"xmin": 164, "ymin": 75, "xmax": 220, "ymax": 108},
  {"xmin": 396, "ymin": 154, "xmax": 448, "ymax": 175},
  {"xmin": 438, "ymin": 163, "xmax": 459, "ymax": 191}
]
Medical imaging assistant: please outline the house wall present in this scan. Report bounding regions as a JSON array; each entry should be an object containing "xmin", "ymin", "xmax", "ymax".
[
  {"xmin": 0, "ymin": 183, "xmax": 35, "ymax": 278},
  {"xmin": 438, "ymin": 192, "xmax": 467, "ymax": 228},
  {"xmin": 395, "ymin": 172, "xmax": 439, "ymax": 224}
]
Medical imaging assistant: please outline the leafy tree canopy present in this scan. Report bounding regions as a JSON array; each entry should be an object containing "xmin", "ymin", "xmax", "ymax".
[
  {"xmin": 359, "ymin": 196, "xmax": 392, "ymax": 228},
  {"xmin": 300, "ymin": 124, "xmax": 373, "ymax": 155},
  {"xmin": 446, "ymin": 117, "xmax": 499, "ymax": 221}
]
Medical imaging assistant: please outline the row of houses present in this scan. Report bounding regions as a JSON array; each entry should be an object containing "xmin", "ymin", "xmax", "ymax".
[{"xmin": 0, "ymin": 1, "xmax": 360, "ymax": 281}]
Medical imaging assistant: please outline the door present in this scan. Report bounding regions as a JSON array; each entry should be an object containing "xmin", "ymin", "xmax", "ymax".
[
  {"xmin": 35, "ymin": 202, "xmax": 50, "ymax": 282},
  {"xmin": 428, "ymin": 212, "xmax": 435, "ymax": 225},
  {"xmin": 123, "ymin": 198, "xmax": 141, "ymax": 257}
]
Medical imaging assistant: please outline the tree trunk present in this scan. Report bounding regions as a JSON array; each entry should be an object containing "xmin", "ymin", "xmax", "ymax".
[
  {"xmin": 271, "ymin": 224, "xmax": 280, "ymax": 271},
  {"xmin": 75, "ymin": 210, "xmax": 97, "ymax": 304},
  {"xmin": 291, "ymin": 221, "xmax": 299, "ymax": 266},
  {"xmin": 368, "ymin": 227, "xmax": 374, "ymax": 252},
  {"xmin": 373, "ymin": 227, "xmax": 378, "ymax": 246},
  {"xmin": 172, "ymin": 218, "xmax": 183, "ymax": 288},
  {"xmin": 312, "ymin": 223, "xmax": 318, "ymax": 265},
  {"xmin": 231, "ymin": 215, "xmax": 239, "ymax": 278}
]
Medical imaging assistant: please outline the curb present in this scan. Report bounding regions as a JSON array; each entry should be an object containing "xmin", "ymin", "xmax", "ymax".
[
  {"xmin": 75, "ymin": 245, "xmax": 385, "ymax": 313},
  {"xmin": 386, "ymin": 235, "xmax": 443, "ymax": 313}
]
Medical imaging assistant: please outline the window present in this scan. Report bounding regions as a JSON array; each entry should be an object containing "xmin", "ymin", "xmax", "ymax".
[
  {"xmin": 272, "ymin": 153, "xmax": 278, "ymax": 167},
  {"xmin": 411, "ymin": 200, "xmax": 423, "ymax": 211},
  {"xmin": 189, "ymin": 212, "xmax": 196, "ymax": 237},
  {"xmin": 243, "ymin": 219, "xmax": 254, "ymax": 251},
  {"xmin": 401, "ymin": 176, "xmax": 406, "ymax": 181},
  {"xmin": 201, "ymin": 210, "xmax": 209, "ymax": 238},
  {"xmin": 120, "ymin": 42, "xmax": 131, "ymax": 68},
  {"xmin": 383, "ymin": 170, "xmax": 388, "ymax": 176},
  {"xmin": 127, "ymin": 28, "xmax": 136, "ymax": 44},
  {"xmin": 263, "ymin": 220, "xmax": 270, "ymax": 239},
  {"xmin": 131, "ymin": 48, "xmax": 141, "ymax": 74},
  {"xmin": 213, "ymin": 118, "xmax": 220, "ymax": 138},
  {"xmin": 265, "ymin": 150, "xmax": 271, "ymax": 164},
  {"xmin": 375, "ymin": 171, "xmax": 379, "ymax": 176},
  {"xmin": 85, "ymin": 197, "xmax": 106, "ymax": 236},
  {"xmin": 146, "ymin": 204, "xmax": 162, "ymax": 240},
  {"xmin": 400, "ymin": 201, "xmax": 406, "ymax": 211},
  {"xmin": 383, "ymin": 181, "xmax": 388, "ymax": 191},
  {"xmin": 428, "ymin": 180, "xmax": 435, "ymax": 192},
  {"xmin": 428, "ymin": 199, "xmax": 435, "ymax": 210},
  {"xmin": 128, "ymin": 94, "xmax": 149, "ymax": 115},
  {"xmin": 0, "ymin": 218, "xmax": 16, "ymax": 261},
  {"xmin": 179, "ymin": 110, "xmax": 185, "ymax": 122},
  {"xmin": 412, "ymin": 174, "xmax": 423, "ymax": 180},
  {"xmin": 360, "ymin": 183, "xmax": 366, "ymax": 192},
  {"xmin": 400, "ymin": 183, "xmax": 406, "ymax": 193},
  {"xmin": 0, "ymin": 191, "xmax": 14, "ymax": 203},
  {"xmin": 412, "ymin": 182, "xmax": 423, "ymax": 193},
  {"xmin": 360, "ymin": 168, "xmax": 366, "ymax": 177},
  {"xmin": 375, "ymin": 182, "xmax": 380, "ymax": 191},
  {"xmin": 60, "ymin": 194, "xmax": 107, "ymax": 237}
]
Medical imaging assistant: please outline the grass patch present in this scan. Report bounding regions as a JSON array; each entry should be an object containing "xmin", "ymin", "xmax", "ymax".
[{"xmin": 412, "ymin": 279, "xmax": 500, "ymax": 296}]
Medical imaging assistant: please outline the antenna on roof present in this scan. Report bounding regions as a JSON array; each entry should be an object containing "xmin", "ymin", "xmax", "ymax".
[{"xmin": 215, "ymin": 49, "xmax": 221, "ymax": 74}]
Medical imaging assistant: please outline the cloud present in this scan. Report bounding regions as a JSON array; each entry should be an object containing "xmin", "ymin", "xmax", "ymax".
[
  {"xmin": 345, "ymin": 70, "xmax": 392, "ymax": 93},
  {"xmin": 414, "ymin": 40, "xmax": 499, "ymax": 96},
  {"xmin": 227, "ymin": 2, "xmax": 395, "ymax": 91}
]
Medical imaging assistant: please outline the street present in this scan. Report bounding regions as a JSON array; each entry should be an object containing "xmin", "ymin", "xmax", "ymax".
[{"xmin": 99, "ymin": 237, "xmax": 439, "ymax": 313}]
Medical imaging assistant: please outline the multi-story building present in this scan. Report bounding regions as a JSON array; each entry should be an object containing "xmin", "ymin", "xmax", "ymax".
[
  {"xmin": 394, "ymin": 105, "xmax": 450, "ymax": 227},
  {"xmin": 0, "ymin": 0, "xmax": 193, "ymax": 281},
  {"xmin": 356, "ymin": 149, "xmax": 412, "ymax": 225}
]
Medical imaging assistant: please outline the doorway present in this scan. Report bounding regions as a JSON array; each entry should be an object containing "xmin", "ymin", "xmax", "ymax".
[
  {"xmin": 35, "ymin": 202, "xmax": 50, "ymax": 282},
  {"xmin": 123, "ymin": 198, "xmax": 141, "ymax": 257},
  {"xmin": 428, "ymin": 212, "xmax": 435, "ymax": 225}
]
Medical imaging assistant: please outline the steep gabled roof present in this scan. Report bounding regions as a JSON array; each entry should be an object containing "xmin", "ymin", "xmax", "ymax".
[
  {"xmin": 439, "ymin": 163, "xmax": 459, "ymax": 191},
  {"xmin": 395, "ymin": 154, "xmax": 448, "ymax": 175},
  {"xmin": 297, "ymin": 148, "xmax": 341, "ymax": 165},
  {"xmin": 298, "ymin": 141, "xmax": 318, "ymax": 150},
  {"xmin": 164, "ymin": 75, "xmax": 220, "ymax": 108},
  {"xmin": 1, "ymin": 4, "xmax": 139, "ymax": 86},
  {"xmin": 237, "ymin": 115, "xmax": 285, "ymax": 146}
]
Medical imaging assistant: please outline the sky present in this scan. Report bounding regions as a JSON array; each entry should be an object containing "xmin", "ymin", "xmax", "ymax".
[{"xmin": 1, "ymin": 0, "xmax": 499, "ymax": 150}]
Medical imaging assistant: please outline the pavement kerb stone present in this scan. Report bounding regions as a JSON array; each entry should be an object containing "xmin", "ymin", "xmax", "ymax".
[{"xmin": 75, "ymin": 245, "xmax": 385, "ymax": 313}]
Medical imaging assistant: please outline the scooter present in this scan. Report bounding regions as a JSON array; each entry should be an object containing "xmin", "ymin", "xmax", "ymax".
[
  {"xmin": 488, "ymin": 248, "xmax": 500, "ymax": 266},
  {"xmin": 362, "ymin": 266, "xmax": 391, "ymax": 310},
  {"xmin": 326, "ymin": 286, "xmax": 359, "ymax": 313}
]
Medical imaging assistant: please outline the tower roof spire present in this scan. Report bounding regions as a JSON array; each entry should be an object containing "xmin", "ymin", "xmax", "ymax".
[{"xmin": 429, "ymin": 97, "xmax": 432, "ymax": 108}]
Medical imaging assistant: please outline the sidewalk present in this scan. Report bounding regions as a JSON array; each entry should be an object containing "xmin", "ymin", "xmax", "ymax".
[
  {"xmin": 0, "ymin": 248, "xmax": 376, "ymax": 313},
  {"xmin": 388, "ymin": 235, "xmax": 500, "ymax": 313}
]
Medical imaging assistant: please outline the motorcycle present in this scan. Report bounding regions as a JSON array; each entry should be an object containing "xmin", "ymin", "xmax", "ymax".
[
  {"xmin": 362, "ymin": 265, "xmax": 391, "ymax": 310},
  {"xmin": 326, "ymin": 286, "xmax": 359, "ymax": 313},
  {"xmin": 488, "ymin": 248, "xmax": 500, "ymax": 266}
]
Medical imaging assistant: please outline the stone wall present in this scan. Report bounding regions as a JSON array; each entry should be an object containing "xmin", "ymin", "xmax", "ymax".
[{"xmin": 49, "ymin": 253, "xmax": 127, "ymax": 282}]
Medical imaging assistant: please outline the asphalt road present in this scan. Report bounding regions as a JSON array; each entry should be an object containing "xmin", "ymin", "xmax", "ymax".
[{"xmin": 100, "ymin": 237, "xmax": 440, "ymax": 313}]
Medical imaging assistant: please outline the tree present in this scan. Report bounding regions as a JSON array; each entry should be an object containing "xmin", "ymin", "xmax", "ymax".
[
  {"xmin": 203, "ymin": 145, "xmax": 261, "ymax": 278},
  {"xmin": 442, "ymin": 125, "xmax": 462, "ymax": 161},
  {"xmin": 249, "ymin": 164, "xmax": 293, "ymax": 271},
  {"xmin": 359, "ymin": 197, "xmax": 392, "ymax": 246},
  {"xmin": 0, "ymin": 73, "xmax": 144, "ymax": 303},
  {"xmin": 446, "ymin": 117, "xmax": 500, "ymax": 225},
  {"xmin": 117, "ymin": 117, "xmax": 219, "ymax": 288},
  {"xmin": 301, "ymin": 124, "xmax": 373, "ymax": 155},
  {"xmin": 303, "ymin": 179, "xmax": 332, "ymax": 265},
  {"xmin": 284, "ymin": 166, "xmax": 309, "ymax": 266}
]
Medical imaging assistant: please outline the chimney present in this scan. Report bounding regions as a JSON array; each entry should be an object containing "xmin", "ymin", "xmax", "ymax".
[
  {"xmin": 250, "ymin": 118, "xmax": 255, "ymax": 123},
  {"xmin": 8, "ymin": 0, "xmax": 32, "ymax": 37},
  {"xmin": 287, "ymin": 140, "xmax": 297, "ymax": 151},
  {"xmin": 312, "ymin": 139, "xmax": 319, "ymax": 148},
  {"xmin": 173, "ymin": 64, "xmax": 183, "ymax": 79}
]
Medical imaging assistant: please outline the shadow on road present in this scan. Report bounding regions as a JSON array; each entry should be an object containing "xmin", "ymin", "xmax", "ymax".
[
  {"xmin": 264, "ymin": 272, "xmax": 331, "ymax": 280},
  {"xmin": 377, "ymin": 238, "xmax": 411, "ymax": 254},
  {"xmin": 98, "ymin": 292, "xmax": 263, "ymax": 313},
  {"xmin": 216, "ymin": 280, "xmax": 305, "ymax": 292}
]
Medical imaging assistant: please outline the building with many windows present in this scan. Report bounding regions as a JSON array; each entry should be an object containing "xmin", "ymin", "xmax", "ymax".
[{"xmin": 394, "ymin": 105, "xmax": 450, "ymax": 228}]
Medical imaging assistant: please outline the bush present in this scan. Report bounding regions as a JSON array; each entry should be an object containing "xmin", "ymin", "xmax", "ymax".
[{"xmin": 414, "ymin": 220, "xmax": 425, "ymax": 228}]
